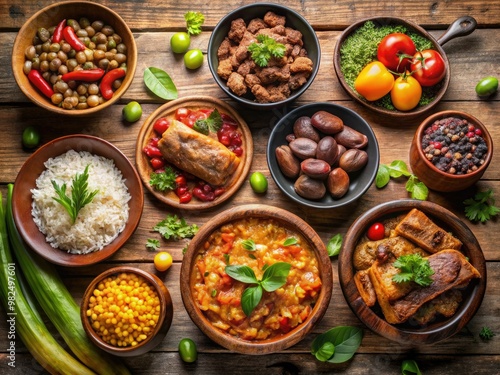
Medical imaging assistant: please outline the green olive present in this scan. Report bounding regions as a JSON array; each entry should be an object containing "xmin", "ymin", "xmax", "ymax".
[
  {"xmin": 475, "ymin": 76, "xmax": 498, "ymax": 97},
  {"xmin": 22, "ymin": 126, "xmax": 41, "ymax": 149},
  {"xmin": 170, "ymin": 32, "xmax": 191, "ymax": 54},
  {"xmin": 178, "ymin": 338, "xmax": 197, "ymax": 363},
  {"xmin": 122, "ymin": 101, "xmax": 142, "ymax": 122},
  {"xmin": 183, "ymin": 49, "xmax": 204, "ymax": 70},
  {"xmin": 250, "ymin": 172, "xmax": 268, "ymax": 193}
]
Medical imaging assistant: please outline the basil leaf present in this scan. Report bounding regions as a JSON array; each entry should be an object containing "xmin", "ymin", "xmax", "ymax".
[
  {"xmin": 241, "ymin": 239, "xmax": 256, "ymax": 251},
  {"xmin": 406, "ymin": 175, "xmax": 429, "ymax": 201},
  {"xmin": 225, "ymin": 265, "xmax": 258, "ymax": 284},
  {"xmin": 388, "ymin": 160, "xmax": 411, "ymax": 178},
  {"xmin": 313, "ymin": 342, "xmax": 335, "ymax": 362},
  {"xmin": 207, "ymin": 108, "xmax": 222, "ymax": 133},
  {"xmin": 311, "ymin": 326, "xmax": 363, "ymax": 364},
  {"xmin": 241, "ymin": 285, "xmax": 263, "ymax": 316},
  {"xmin": 143, "ymin": 67, "xmax": 178, "ymax": 100},
  {"xmin": 261, "ymin": 262, "xmax": 291, "ymax": 292},
  {"xmin": 401, "ymin": 359, "xmax": 422, "ymax": 375},
  {"xmin": 283, "ymin": 237, "xmax": 298, "ymax": 246},
  {"xmin": 223, "ymin": 253, "xmax": 230, "ymax": 265},
  {"xmin": 326, "ymin": 234, "xmax": 343, "ymax": 257},
  {"xmin": 193, "ymin": 120, "xmax": 209, "ymax": 135},
  {"xmin": 375, "ymin": 164, "xmax": 390, "ymax": 188}
]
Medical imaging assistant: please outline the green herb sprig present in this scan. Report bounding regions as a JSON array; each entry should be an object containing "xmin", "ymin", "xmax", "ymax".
[
  {"xmin": 225, "ymin": 262, "xmax": 291, "ymax": 316},
  {"xmin": 327, "ymin": 234, "xmax": 343, "ymax": 257},
  {"xmin": 51, "ymin": 165, "xmax": 98, "ymax": 225},
  {"xmin": 401, "ymin": 359, "xmax": 422, "ymax": 375},
  {"xmin": 185, "ymin": 11, "xmax": 205, "ymax": 36},
  {"xmin": 392, "ymin": 254, "xmax": 434, "ymax": 287},
  {"xmin": 193, "ymin": 108, "xmax": 222, "ymax": 135},
  {"xmin": 146, "ymin": 238, "xmax": 160, "ymax": 251},
  {"xmin": 153, "ymin": 214, "xmax": 199, "ymax": 241},
  {"xmin": 479, "ymin": 326, "xmax": 495, "ymax": 341},
  {"xmin": 463, "ymin": 189, "xmax": 500, "ymax": 223},
  {"xmin": 248, "ymin": 35, "xmax": 286, "ymax": 67},
  {"xmin": 376, "ymin": 160, "xmax": 428, "ymax": 201},
  {"xmin": 311, "ymin": 326, "xmax": 363, "ymax": 363},
  {"xmin": 149, "ymin": 166, "xmax": 177, "ymax": 192}
]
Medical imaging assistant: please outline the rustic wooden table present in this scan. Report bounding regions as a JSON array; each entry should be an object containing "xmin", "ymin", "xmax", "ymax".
[{"xmin": 0, "ymin": 1, "xmax": 499, "ymax": 374}]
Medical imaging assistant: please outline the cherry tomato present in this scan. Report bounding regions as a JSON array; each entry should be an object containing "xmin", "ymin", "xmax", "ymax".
[
  {"xmin": 391, "ymin": 74, "xmax": 422, "ymax": 111},
  {"xmin": 354, "ymin": 61, "xmax": 394, "ymax": 101},
  {"xmin": 249, "ymin": 172, "xmax": 268, "ymax": 193},
  {"xmin": 178, "ymin": 338, "xmax": 198, "ymax": 363},
  {"xmin": 153, "ymin": 117, "xmax": 170, "ymax": 135},
  {"xmin": 183, "ymin": 49, "xmax": 204, "ymax": 70},
  {"xmin": 170, "ymin": 32, "xmax": 191, "ymax": 54},
  {"xmin": 410, "ymin": 50, "xmax": 446, "ymax": 87},
  {"xmin": 367, "ymin": 222, "xmax": 385, "ymax": 241},
  {"xmin": 154, "ymin": 251, "xmax": 173, "ymax": 272},
  {"xmin": 377, "ymin": 33, "xmax": 416, "ymax": 72},
  {"xmin": 122, "ymin": 101, "xmax": 142, "ymax": 122}
]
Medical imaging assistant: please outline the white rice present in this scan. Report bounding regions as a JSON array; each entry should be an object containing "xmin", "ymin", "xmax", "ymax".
[{"xmin": 31, "ymin": 150, "xmax": 131, "ymax": 254}]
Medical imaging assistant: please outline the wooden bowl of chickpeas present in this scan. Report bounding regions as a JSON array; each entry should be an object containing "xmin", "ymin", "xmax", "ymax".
[
  {"xmin": 81, "ymin": 267, "xmax": 173, "ymax": 357},
  {"xmin": 12, "ymin": 1, "xmax": 137, "ymax": 115}
]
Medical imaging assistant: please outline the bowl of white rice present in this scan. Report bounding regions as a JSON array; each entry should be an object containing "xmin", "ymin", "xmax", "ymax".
[{"xmin": 12, "ymin": 135, "xmax": 144, "ymax": 267}]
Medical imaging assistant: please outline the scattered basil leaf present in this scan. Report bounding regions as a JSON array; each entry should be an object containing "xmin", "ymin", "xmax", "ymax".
[
  {"xmin": 326, "ymin": 234, "xmax": 343, "ymax": 257},
  {"xmin": 225, "ymin": 265, "xmax": 258, "ymax": 284},
  {"xmin": 241, "ymin": 239, "xmax": 257, "ymax": 251},
  {"xmin": 241, "ymin": 285, "xmax": 263, "ymax": 316},
  {"xmin": 146, "ymin": 238, "xmax": 160, "ymax": 251},
  {"xmin": 143, "ymin": 67, "xmax": 178, "ymax": 100},
  {"xmin": 388, "ymin": 160, "xmax": 411, "ymax": 178},
  {"xmin": 401, "ymin": 359, "xmax": 422, "ymax": 375},
  {"xmin": 376, "ymin": 160, "xmax": 428, "ymax": 200},
  {"xmin": 311, "ymin": 326, "xmax": 363, "ymax": 364},
  {"xmin": 376, "ymin": 164, "xmax": 391, "ymax": 188},
  {"xmin": 283, "ymin": 237, "xmax": 298, "ymax": 246},
  {"xmin": 406, "ymin": 175, "xmax": 429, "ymax": 201},
  {"xmin": 260, "ymin": 262, "xmax": 291, "ymax": 292},
  {"xmin": 314, "ymin": 342, "xmax": 335, "ymax": 362}
]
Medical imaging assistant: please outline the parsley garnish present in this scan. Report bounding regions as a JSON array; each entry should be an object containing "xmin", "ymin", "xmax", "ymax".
[
  {"xmin": 185, "ymin": 11, "xmax": 205, "ymax": 36},
  {"xmin": 479, "ymin": 326, "xmax": 495, "ymax": 341},
  {"xmin": 153, "ymin": 214, "xmax": 199, "ymax": 240},
  {"xmin": 392, "ymin": 254, "xmax": 434, "ymax": 287},
  {"xmin": 248, "ymin": 34, "xmax": 286, "ymax": 67},
  {"xmin": 193, "ymin": 108, "xmax": 222, "ymax": 135},
  {"xmin": 463, "ymin": 189, "xmax": 500, "ymax": 223},
  {"xmin": 51, "ymin": 165, "xmax": 98, "ymax": 224},
  {"xmin": 146, "ymin": 238, "xmax": 160, "ymax": 251},
  {"xmin": 225, "ymin": 262, "xmax": 291, "ymax": 316},
  {"xmin": 149, "ymin": 167, "xmax": 177, "ymax": 192},
  {"xmin": 376, "ymin": 160, "xmax": 428, "ymax": 201}
]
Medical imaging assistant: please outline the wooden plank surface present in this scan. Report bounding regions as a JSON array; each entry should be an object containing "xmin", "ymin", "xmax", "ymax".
[{"xmin": 0, "ymin": 0, "xmax": 499, "ymax": 374}]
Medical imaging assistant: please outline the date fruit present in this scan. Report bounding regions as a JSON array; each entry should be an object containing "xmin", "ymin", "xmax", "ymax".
[
  {"xmin": 301, "ymin": 158, "xmax": 331, "ymax": 179},
  {"xmin": 339, "ymin": 149, "xmax": 368, "ymax": 172},
  {"xmin": 334, "ymin": 125, "xmax": 369, "ymax": 149},
  {"xmin": 289, "ymin": 137, "xmax": 318, "ymax": 159},
  {"xmin": 293, "ymin": 116, "xmax": 321, "ymax": 142},
  {"xmin": 327, "ymin": 168, "xmax": 350, "ymax": 198},
  {"xmin": 316, "ymin": 136, "xmax": 339, "ymax": 165},
  {"xmin": 294, "ymin": 174, "xmax": 326, "ymax": 199},
  {"xmin": 311, "ymin": 111, "xmax": 344, "ymax": 134},
  {"xmin": 275, "ymin": 145, "xmax": 300, "ymax": 178}
]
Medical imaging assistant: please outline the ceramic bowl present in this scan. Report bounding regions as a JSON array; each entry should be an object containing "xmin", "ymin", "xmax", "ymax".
[
  {"xmin": 180, "ymin": 204, "xmax": 333, "ymax": 354},
  {"xmin": 267, "ymin": 102, "xmax": 379, "ymax": 208},
  {"xmin": 11, "ymin": 134, "xmax": 143, "ymax": 267},
  {"xmin": 409, "ymin": 110, "xmax": 493, "ymax": 192},
  {"xmin": 135, "ymin": 96, "xmax": 253, "ymax": 210},
  {"xmin": 339, "ymin": 199, "xmax": 486, "ymax": 345},
  {"xmin": 207, "ymin": 2, "xmax": 320, "ymax": 110},
  {"xmin": 81, "ymin": 266, "xmax": 173, "ymax": 357},
  {"xmin": 333, "ymin": 16, "xmax": 476, "ymax": 120},
  {"xmin": 12, "ymin": 1, "xmax": 137, "ymax": 115}
]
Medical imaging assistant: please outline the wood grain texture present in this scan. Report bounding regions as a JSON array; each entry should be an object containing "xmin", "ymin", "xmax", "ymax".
[{"xmin": 0, "ymin": 0, "xmax": 499, "ymax": 373}]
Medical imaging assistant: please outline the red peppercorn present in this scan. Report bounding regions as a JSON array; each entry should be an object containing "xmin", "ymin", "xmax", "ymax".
[{"xmin": 475, "ymin": 128, "xmax": 482, "ymax": 136}]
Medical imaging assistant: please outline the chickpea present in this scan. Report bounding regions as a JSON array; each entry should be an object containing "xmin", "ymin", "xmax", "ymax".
[
  {"xmin": 75, "ymin": 51, "xmax": 87, "ymax": 64},
  {"xmin": 91, "ymin": 20, "xmax": 104, "ymax": 31},
  {"xmin": 51, "ymin": 93, "xmax": 64, "ymax": 105},
  {"xmin": 87, "ymin": 94, "xmax": 100, "ymax": 107},
  {"xmin": 25, "ymin": 45, "xmax": 36, "ymax": 60},
  {"xmin": 23, "ymin": 60, "xmax": 32, "ymax": 75},
  {"xmin": 88, "ymin": 83, "xmax": 99, "ymax": 95}
]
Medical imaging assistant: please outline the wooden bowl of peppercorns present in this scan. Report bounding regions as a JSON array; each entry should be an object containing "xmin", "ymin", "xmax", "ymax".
[{"xmin": 409, "ymin": 110, "xmax": 493, "ymax": 192}]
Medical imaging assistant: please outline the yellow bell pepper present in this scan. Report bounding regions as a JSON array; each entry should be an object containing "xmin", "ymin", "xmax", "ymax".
[{"xmin": 354, "ymin": 61, "xmax": 395, "ymax": 101}]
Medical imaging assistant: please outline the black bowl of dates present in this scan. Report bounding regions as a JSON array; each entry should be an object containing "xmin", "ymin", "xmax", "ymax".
[
  {"xmin": 339, "ymin": 200, "xmax": 486, "ymax": 345},
  {"xmin": 207, "ymin": 3, "xmax": 320, "ymax": 110},
  {"xmin": 267, "ymin": 102, "xmax": 379, "ymax": 208}
]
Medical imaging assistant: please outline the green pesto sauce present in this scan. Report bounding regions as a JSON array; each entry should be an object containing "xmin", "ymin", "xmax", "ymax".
[{"xmin": 339, "ymin": 21, "xmax": 437, "ymax": 110}]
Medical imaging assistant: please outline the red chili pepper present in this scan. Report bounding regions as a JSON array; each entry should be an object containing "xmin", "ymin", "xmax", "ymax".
[
  {"xmin": 52, "ymin": 19, "xmax": 66, "ymax": 43},
  {"xmin": 27, "ymin": 69, "xmax": 54, "ymax": 98},
  {"xmin": 62, "ymin": 26, "xmax": 86, "ymax": 51},
  {"xmin": 61, "ymin": 68, "xmax": 105, "ymax": 82},
  {"xmin": 99, "ymin": 68, "xmax": 126, "ymax": 100}
]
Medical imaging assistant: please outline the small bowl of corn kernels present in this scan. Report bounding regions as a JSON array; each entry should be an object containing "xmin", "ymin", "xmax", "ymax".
[{"xmin": 81, "ymin": 266, "xmax": 173, "ymax": 357}]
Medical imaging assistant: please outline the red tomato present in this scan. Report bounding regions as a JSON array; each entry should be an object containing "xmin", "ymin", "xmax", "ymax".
[
  {"xmin": 367, "ymin": 222, "xmax": 385, "ymax": 241},
  {"xmin": 377, "ymin": 33, "xmax": 416, "ymax": 72},
  {"xmin": 175, "ymin": 107, "xmax": 191, "ymax": 121},
  {"xmin": 410, "ymin": 49, "xmax": 446, "ymax": 87},
  {"xmin": 153, "ymin": 117, "xmax": 170, "ymax": 135}
]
